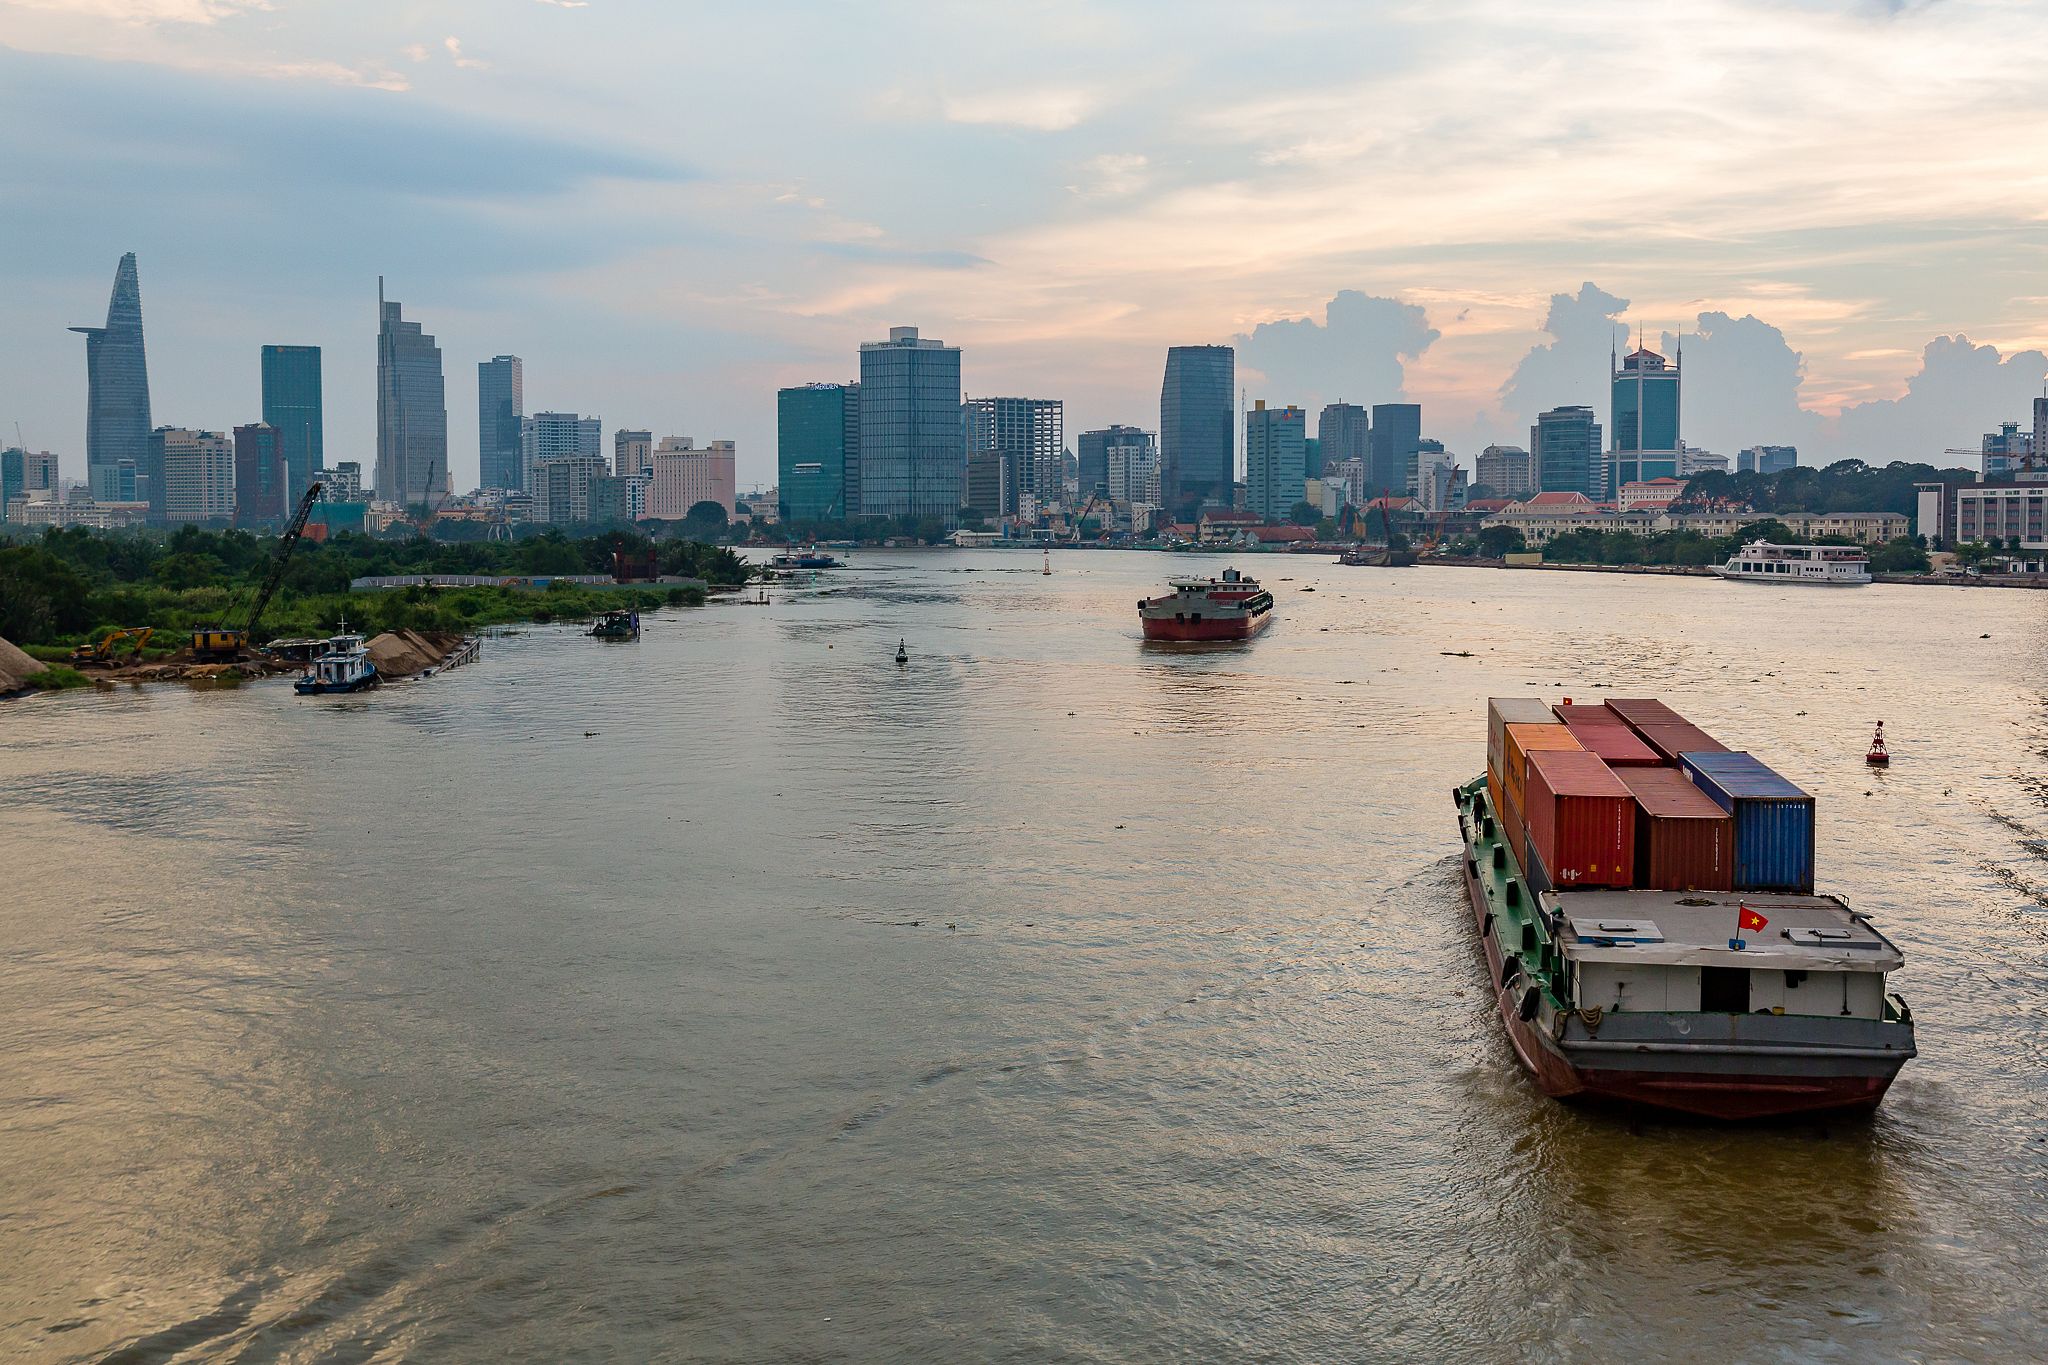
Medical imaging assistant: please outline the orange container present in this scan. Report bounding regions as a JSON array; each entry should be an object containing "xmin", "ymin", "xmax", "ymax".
[{"xmin": 1503, "ymin": 722, "xmax": 1584, "ymax": 819}]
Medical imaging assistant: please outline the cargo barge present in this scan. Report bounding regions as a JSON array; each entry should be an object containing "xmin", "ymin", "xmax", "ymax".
[
  {"xmin": 1137, "ymin": 569, "xmax": 1274, "ymax": 642},
  {"xmin": 1456, "ymin": 697, "xmax": 1915, "ymax": 1120}
]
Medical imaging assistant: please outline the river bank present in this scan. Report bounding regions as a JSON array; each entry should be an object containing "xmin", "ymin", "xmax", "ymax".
[{"xmin": 1414, "ymin": 554, "xmax": 2048, "ymax": 587}]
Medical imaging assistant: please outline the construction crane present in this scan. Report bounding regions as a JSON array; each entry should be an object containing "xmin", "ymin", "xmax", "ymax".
[
  {"xmin": 1069, "ymin": 493, "xmax": 1112, "ymax": 542},
  {"xmin": 190, "ymin": 481, "xmax": 325, "ymax": 660}
]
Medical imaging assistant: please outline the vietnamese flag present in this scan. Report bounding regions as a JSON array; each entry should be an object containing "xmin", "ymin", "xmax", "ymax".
[{"xmin": 1737, "ymin": 905, "xmax": 1769, "ymax": 934}]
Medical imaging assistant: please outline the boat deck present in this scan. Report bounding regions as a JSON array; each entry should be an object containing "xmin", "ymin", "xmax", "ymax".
[{"xmin": 1550, "ymin": 889, "xmax": 1902, "ymax": 972}]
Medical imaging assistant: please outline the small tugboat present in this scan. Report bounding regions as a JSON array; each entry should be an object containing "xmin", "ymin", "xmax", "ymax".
[
  {"xmin": 1867, "ymin": 721, "xmax": 1890, "ymax": 766},
  {"xmin": 771, "ymin": 546, "xmax": 842, "ymax": 570},
  {"xmin": 588, "ymin": 609, "xmax": 640, "ymax": 641},
  {"xmin": 1137, "ymin": 568, "xmax": 1274, "ymax": 641},
  {"xmin": 1453, "ymin": 696, "xmax": 1915, "ymax": 1120},
  {"xmin": 294, "ymin": 622, "xmax": 378, "ymax": 695},
  {"xmin": 1715, "ymin": 540, "xmax": 1872, "ymax": 585}
]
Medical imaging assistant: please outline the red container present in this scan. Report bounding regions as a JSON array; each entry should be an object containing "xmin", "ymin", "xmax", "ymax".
[
  {"xmin": 1605, "ymin": 698, "xmax": 1689, "ymax": 729},
  {"xmin": 1554, "ymin": 703, "xmax": 1628, "ymax": 728},
  {"xmin": 1617, "ymin": 767, "xmax": 1735, "ymax": 891},
  {"xmin": 1632, "ymin": 722, "xmax": 1728, "ymax": 765},
  {"xmin": 1524, "ymin": 750, "xmax": 1636, "ymax": 889},
  {"xmin": 1563, "ymin": 719, "xmax": 1661, "ymax": 767}
]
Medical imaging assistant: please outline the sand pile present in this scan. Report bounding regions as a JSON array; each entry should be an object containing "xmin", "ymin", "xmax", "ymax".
[
  {"xmin": 365, "ymin": 629, "xmax": 467, "ymax": 679},
  {"xmin": 0, "ymin": 636, "xmax": 48, "ymax": 694}
]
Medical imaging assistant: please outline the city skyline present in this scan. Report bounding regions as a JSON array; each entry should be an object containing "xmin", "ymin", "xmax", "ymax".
[{"xmin": 8, "ymin": 4, "xmax": 2048, "ymax": 492}]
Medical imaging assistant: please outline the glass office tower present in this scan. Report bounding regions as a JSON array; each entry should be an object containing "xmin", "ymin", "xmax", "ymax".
[
  {"xmin": 858, "ymin": 327, "xmax": 962, "ymax": 525},
  {"xmin": 71, "ymin": 253, "xmax": 153, "ymax": 505},
  {"xmin": 1160, "ymin": 345, "xmax": 1234, "ymax": 512},
  {"xmin": 260, "ymin": 344, "xmax": 323, "ymax": 503}
]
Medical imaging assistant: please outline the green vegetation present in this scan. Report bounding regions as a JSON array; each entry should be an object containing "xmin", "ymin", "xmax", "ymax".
[
  {"xmin": 1682, "ymin": 458, "xmax": 1973, "ymax": 516},
  {"xmin": 1540, "ymin": 521, "xmax": 1931, "ymax": 574},
  {"xmin": 1477, "ymin": 524, "xmax": 1528, "ymax": 559},
  {"xmin": 0, "ymin": 527, "xmax": 744, "ymax": 649},
  {"xmin": 26, "ymin": 663, "xmax": 92, "ymax": 690}
]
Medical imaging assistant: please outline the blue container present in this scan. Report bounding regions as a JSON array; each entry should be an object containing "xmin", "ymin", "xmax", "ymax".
[{"xmin": 1678, "ymin": 751, "xmax": 1816, "ymax": 893}]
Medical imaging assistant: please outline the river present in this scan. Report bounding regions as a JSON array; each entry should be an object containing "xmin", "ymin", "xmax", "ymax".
[{"xmin": 3, "ymin": 550, "xmax": 2045, "ymax": 1362}]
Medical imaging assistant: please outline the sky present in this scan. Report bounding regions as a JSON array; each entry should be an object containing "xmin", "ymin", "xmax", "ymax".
[{"xmin": 5, "ymin": 0, "xmax": 2048, "ymax": 493}]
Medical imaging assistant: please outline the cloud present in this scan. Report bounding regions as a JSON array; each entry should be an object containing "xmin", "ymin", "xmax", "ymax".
[
  {"xmin": 443, "ymin": 36, "xmax": 487, "ymax": 70},
  {"xmin": 1066, "ymin": 152, "xmax": 1148, "ymax": 199},
  {"xmin": 1660, "ymin": 312, "xmax": 1822, "ymax": 457},
  {"xmin": 532, "ymin": 0, "xmax": 591, "ymax": 6},
  {"xmin": 940, "ymin": 88, "xmax": 1099, "ymax": 132},
  {"xmin": 1831, "ymin": 335, "xmax": 2048, "ymax": 462},
  {"xmin": 4, "ymin": 0, "xmax": 269, "ymax": 22},
  {"xmin": 1500, "ymin": 282, "xmax": 1629, "ymax": 422},
  {"xmin": 1234, "ymin": 290, "xmax": 1439, "ymax": 413}
]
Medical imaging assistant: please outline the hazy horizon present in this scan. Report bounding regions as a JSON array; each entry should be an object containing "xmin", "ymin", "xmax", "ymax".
[{"xmin": 6, "ymin": 0, "xmax": 2048, "ymax": 492}]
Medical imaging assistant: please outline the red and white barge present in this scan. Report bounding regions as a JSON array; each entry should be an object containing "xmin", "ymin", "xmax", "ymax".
[{"xmin": 1137, "ymin": 569, "xmax": 1274, "ymax": 642}]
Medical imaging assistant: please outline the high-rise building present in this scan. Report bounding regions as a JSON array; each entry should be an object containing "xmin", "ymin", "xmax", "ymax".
[
  {"xmin": 1532, "ymin": 406, "xmax": 1604, "ymax": 500},
  {"xmin": 1107, "ymin": 438, "xmax": 1162, "ymax": 506},
  {"xmin": 859, "ymin": 326, "xmax": 963, "ymax": 524},
  {"xmin": 232, "ymin": 423, "xmax": 287, "ymax": 526},
  {"xmin": 260, "ymin": 345, "xmax": 323, "ymax": 504},
  {"xmin": 1244, "ymin": 401, "xmax": 1308, "ymax": 520},
  {"xmin": 647, "ymin": 437, "xmax": 737, "ymax": 521},
  {"xmin": 1317, "ymin": 402, "xmax": 1370, "ymax": 480},
  {"xmin": 520, "ymin": 412, "xmax": 602, "ymax": 493},
  {"xmin": 536, "ymin": 455, "xmax": 609, "ymax": 525},
  {"xmin": 2035, "ymin": 396, "xmax": 2048, "ymax": 469},
  {"xmin": 323, "ymin": 461, "xmax": 364, "ymax": 502},
  {"xmin": 375, "ymin": 280, "xmax": 449, "ymax": 506},
  {"xmin": 778, "ymin": 385, "xmax": 858, "ymax": 523},
  {"xmin": 1367, "ymin": 403, "xmax": 1420, "ymax": 498},
  {"xmin": 1475, "ymin": 444, "xmax": 1536, "ymax": 497},
  {"xmin": 0, "ymin": 449, "xmax": 21, "ymax": 521},
  {"xmin": 478, "ymin": 356, "xmax": 524, "ymax": 491},
  {"xmin": 1610, "ymin": 344, "xmax": 1682, "ymax": 494},
  {"xmin": 963, "ymin": 396, "xmax": 1063, "ymax": 518},
  {"xmin": 157, "ymin": 429, "xmax": 235, "ymax": 524},
  {"xmin": 1737, "ymin": 445, "xmax": 1797, "ymax": 475},
  {"xmin": 1679, "ymin": 445, "xmax": 1729, "ymax": 476},
  {"xmin": 1077, "ymin": 425, "xmax": 1151, "ymax": 501},
  {"xmin": 963, "ymin": 449, "xmax": 1008, "ymax": 522},
  {"xmin": 71, "ymin": 253, "xmax": 153, "ymax": 505},
  {"xmin": 1160, "ymin": 345, "xmax": 1234, "ymax": 511},
  {"xmin": 1416, "ymin": 448, "xmax": 1465, "ymax": 511},
  {"xmin": 614, "ymin": 428, "xmax": 653, "ymax": 480}
]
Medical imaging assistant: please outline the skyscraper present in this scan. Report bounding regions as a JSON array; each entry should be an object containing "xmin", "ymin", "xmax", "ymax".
[
  {"xmin": 777, "ymin": 385, "xmax": 858, "ymax": 523},
  {"xmin": 1532, "ymin": 405, "xmax": 1604, "ymax": 499},
  {"xmin": 233, "ymin": 423, "xmax": 287, "ymax": 526},
  {"xmin": 157, "ymin": 429, "xmax": 235, "ymax": 524},
  {"xmin": 71, "ymin": 253, "xmax": 153, "ymax": 504},
  {"xmin": 963, "ymin": 396, "xmax": 1063, "ymax": 517},
  {"xmin": 1610, "ymin": 344, "xmax": 1682, "ymax": 494},
  {"xmin": 858, "ymin": 326, "xmax": 963, "ymax": 525},
  {"xmin": 520, "ymin": 411, "xmax": 603, "ymax": 501},
  {"xmin": 375, "ymin": 280, "xmax": 449, "ymax": 506},
  {"xmin": 260, "ymin": 345, "xmax": 323, "ymax": 504},
  {"xmin": 647, "ymin": 438, "xmax": 737, "ymax": 521},
  {"xmin": 1475, "ymin": 444, "xmax": 1536, "ymax": 498},
  {"xmin": 1244, "ymin": 401, "xmax": 1308, "ymax": 520},
  {"xmin": 1317, "ymin": 402, "xmax": 1370, "ymax": 480},
  {"xmin": 1078, "ymin": 425, "xmax": 1152, "ymax": 501},
  {"xmin": 614, "ymin": 428, "xmax": 653, "ymax": 480},
  {"xmin": 478, "ymin": 355, "xmax": 524, "ymax": 491},
  {"xmin": 1160, "ymin": 345, "xmax": 1234, "ymax": 512},
  {"xmin": 1367, "ymin": 403, "xmax": 1420, "ymax": 498},
  {"xmin": 1737, "ymin": 445, "xmax": 1797, "ymax": 475}
]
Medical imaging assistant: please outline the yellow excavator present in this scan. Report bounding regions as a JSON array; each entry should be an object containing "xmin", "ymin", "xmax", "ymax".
[
  {"xmin": 189, "ymin": 481, "xmax": 324, "ymax": 661},
  {"xmin": 69, "ymin": 627, "xmax": 154, "ymax": 665}
]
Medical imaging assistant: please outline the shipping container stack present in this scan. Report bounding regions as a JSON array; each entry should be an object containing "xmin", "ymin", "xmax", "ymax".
[{"xmin": 1482, "ymin": 696, "xmax": 1817, "ymax": 897}]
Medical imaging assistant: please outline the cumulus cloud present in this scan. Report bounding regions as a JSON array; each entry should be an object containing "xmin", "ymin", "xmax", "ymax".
[
  {"xmin": 1660, "ymin": 312, "xmax": 1822, "ymax": 457},
  {"xmin": 941, "ymin": 88, "xmax": 1099, "ymax": 132},
  {"xmin": 1500, "ymin": 282, "xmax": 1628, "ymax": 423},
  {"xmin": 1066, "ymin": 152, "xmax": 1148, "ymax": 199},
  {"xmin": 443, "ymin": 36, "xmax": 487, "ymax": 70},
  {"xmin": 1234, "ymin": 290, "xmax": 1439, "ymax": 414},
  {"xmin": 5, "ymin": 0, "xmax": 269, "ymax": 21},
  {"xmin": 1831, "ymin": 335, "xmax": 2048, "ymax": 462}
]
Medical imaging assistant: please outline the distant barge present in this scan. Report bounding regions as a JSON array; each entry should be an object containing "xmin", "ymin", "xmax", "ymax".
[{"xmin": 1455, "ymin": 696, "xmax": 1915, "ymax": 1120}]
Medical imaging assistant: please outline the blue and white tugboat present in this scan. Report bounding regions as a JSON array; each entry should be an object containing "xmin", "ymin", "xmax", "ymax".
[{"xmin": 294, "ymin": 621, "xmax": 379, "ymax": 695}]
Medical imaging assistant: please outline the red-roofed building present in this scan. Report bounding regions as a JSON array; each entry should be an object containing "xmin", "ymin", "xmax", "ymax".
[
  {"xmin": 1619, "ymin": 477, "xmax": 1688, "ymax": 512},
  {"xmin": 1198, "ymin": 507, "xmax": 1263, "ymax": 542}
]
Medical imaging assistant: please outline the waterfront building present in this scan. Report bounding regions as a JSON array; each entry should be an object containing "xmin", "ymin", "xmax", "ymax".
[
  {"xmin": 1917, "ymin": 480, "xmax": 2046, "ymax": 551},
  {"xmin": 1666, "ymin": 508, "xmax": 1907, "ymax": 545},
  {"xmin": 1680, "ymin": 445, "xmax": 1729, "ymax": 476},
  {"xmin": 259, "ymin": 345, "xmax": 323, "ymax": 504},
  {"xmin": 964, "ymin": 397, "xmax": 1063, "ymax": 518},
  {"xmin": 1107, "ymin": 437, "xmax": 1162, "ymax": 506},
  {"xmin": 614, "ymin": 428, "xmax": 652, "ymax": 480},
  {"xmin": 322, "ymin": 461, "xmax": 363, "ymax": 502},
  {"xmin": 1317, "ymin": 402, "xmax": 1370, "ymax": 481},
  {"xmin": 478, "ymin": 356, "xmax": 524, "ymax": 491},
  {"xmin": 1737, "ymin": 445, "xmax": 1797, "ymax": 475},
  {"xmin": 1618, "ymin": 476, "xmax": 1688, "ymax": 512},
  {"xmin": 1330, "ymin": 455, "xmax": 1368, "ymax": 510},
  {"xmin": 71, "ymin": 253, "xmax": 153, "ymax": 505},
  {"xmin": 1244, "ymin": 401, "xmax": 1307, "ymax": 520},
  {"xmin": 1977, "ymin": 423, "xmax": 2033, "ymax": 481},
  {"xmin": 520, "ymin": 412, "xmax": 602, "ymax": 494},
  {"xmin": 1610, "ymin": 345, "xmax": 1682, "ymax": 495},
  {"xmin": 1532, "ymin": 405, "xmax": 1605, "ymax": 500},
  {"xmin": 232, "ymin": 423, "xmax": 287, "ymax": 526},
  {"xmin": 1160, "ymin": 345, "xmax": 1234, "ymax": 511},
  {"xmin": 2036, "ymin": 396, "xmax": 2048, "ymax": 469},
  {"xmin": 963, "ymin": 449, "xmax": 1009, "ymax": 522},
  {"xmin": 777, "ymin": 384, "xmax": 859, "ymax": 523},
  {"xmin": 1418, "ymin": 453, "xmax": 1467, "ymax": 512},
  {"xmin": 536, "ymin": 454, "xmax": 609, "ymax": 525},
  {"xmin": 1368, "ymin": 403, "xmax": 1420, "ymax": 499},
  {"xmin": 8, "ymin": 496, "xmax": 149, "ymax": 530},
  {"xmin": 1078, "ymin": 425, "xmax": 1151, "ymax": 502},
  {"xmin": 375, "ymin": 282, "xmax": 449, "ymax": 506},
  {"xmin": 157, "ymin": 428, "xmax": 235, "ymax": 524},
  {"xmin": 859, "ymin": 326, "xmax": 963, "ymax": 524},
  {"xmin": 1475, "ymin": 444, "xmax": 1536, "ymax": 497},
  {"xmin": 647, "ymin": 437, "xmax": 737, "ymax": 521}
]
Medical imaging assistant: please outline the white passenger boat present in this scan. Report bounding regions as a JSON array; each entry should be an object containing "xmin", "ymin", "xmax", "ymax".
[
  {"xmin": 294, "ymin": 623, "xmax": 379, "ymax": 695},
  {"xmin": 1714, "ymin": 540, "xmax": 1871, "ymax": 585}
]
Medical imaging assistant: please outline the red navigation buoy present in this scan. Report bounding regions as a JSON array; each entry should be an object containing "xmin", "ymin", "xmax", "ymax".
[{"xmin": 1866, "ymin": 721, "xmax": 1890, "ymax": 766}]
